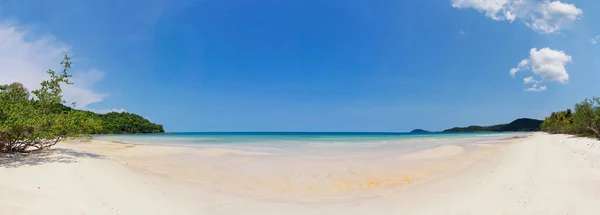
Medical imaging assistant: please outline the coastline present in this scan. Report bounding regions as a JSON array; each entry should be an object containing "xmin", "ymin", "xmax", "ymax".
[{"xmin": 2, "ymin": 133, "xmax": 600, "ymax": 214}]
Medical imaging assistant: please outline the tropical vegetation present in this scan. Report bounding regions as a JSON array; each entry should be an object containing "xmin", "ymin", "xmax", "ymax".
[
  {"xmin": 0, "ymin": 55, "xmax": 163, "ymax": 153},
  {"xmin": 541, "ymin": 97, "xmax": 600, "ymax": 139},
  {"xmin": 444, "ymin": 118, "xmax": 543, "ymax": 132},
  {"xmin": 73, "ymin": 109, "xmax": 165, "ymax": 134}
]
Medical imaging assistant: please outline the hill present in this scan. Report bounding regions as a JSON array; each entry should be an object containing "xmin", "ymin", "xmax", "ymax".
[
  {"xmin": 498, "ymin": 118, "xmax": 543, "ymax": 132},
  {"xmin": 444, "ymin": 118, "xmax": 542, "ymax": 132},
  {"xmin": 57, "ymin": 104, "xmax": 165, "ymax": 134},
  {"xmin": 410, "ymin": 129, "xmax": 431, "ymax": 133}
]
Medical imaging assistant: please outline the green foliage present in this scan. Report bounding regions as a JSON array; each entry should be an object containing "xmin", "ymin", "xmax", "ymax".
[
  {"xmin": 541, "ymin": 109, "xmax": 573, "ymax": 134},
  {"xmin": 58, "ymin": 107, "xmax": 164, "ymax": 134},
  {"xmin": 95, "ymin": 112, "xmax": 164, "ymax": 134},
  {"xmin": 444, "ymin": 124, "xmax": 506, "ymax": 132},
  {"xmin": 541, "ymin": 97, "xmax": 600, "ymax": 139},
  {"xmin": 444, "ymin": 118, "xmax": 542, "ymax": 132},
  {"xmin": 0, "ymin": 55, "xmax": 164, "ymax": 153},
  {"xmin": 573, "ymin": 97, "xmax": 600, "ymax": 137},
  {"xmin": 0, "ymin": 55, "xmax": 100, "ymax": 153},
  {"xmin": 498, "ymin": 118, "xmax": 544, "ymax": 131}
]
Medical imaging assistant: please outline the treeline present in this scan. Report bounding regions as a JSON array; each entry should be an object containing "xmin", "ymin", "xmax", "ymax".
[
  {"xmin": 57, "ymin": 105, "xmax": 164, "ymax": 134},
  {"xmin": 541, "ymin": 97, "xmax": 600, "ymax": 138},
  {"xmin": 444, "ymin": 118, "xmax": 543, "ymax": 132},
  {"xmin": 1, "ymin": 55, "xmax": 163, "ymax": 153},
  {"xmin": 92, "ymin": 111, "xmax": 164, "ymax": 134},
  {"xmin": 444, "ymin": 124, "xmax": 505, "ymax": 132}
]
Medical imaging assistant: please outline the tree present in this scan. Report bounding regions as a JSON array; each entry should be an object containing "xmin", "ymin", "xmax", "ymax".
[
  {"xmin": 0, "ymin": 55, "xmax": 100, "ymax": 153},
  {"xmin": 573, "ymin": 97, "xmax": 600, "ymax": 139},
  {"xmin": 540, "ymin": 108, "xmax": 576, "ymax": 134}
]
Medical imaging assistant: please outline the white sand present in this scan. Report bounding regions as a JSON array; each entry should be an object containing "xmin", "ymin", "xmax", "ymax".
[{"xmin": 2, "ymin": 133, "xmax": 600, "ymax": 214}]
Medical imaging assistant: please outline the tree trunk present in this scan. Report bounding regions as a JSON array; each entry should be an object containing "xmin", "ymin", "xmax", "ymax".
[{"xmin": 588, "ymin": 126, "xmax": 600, "ymax": 139}]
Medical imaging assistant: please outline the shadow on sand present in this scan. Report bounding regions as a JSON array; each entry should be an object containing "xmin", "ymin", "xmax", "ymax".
[{"xmin": 0, "ymin": 148, "xmax": 104, "ymax": 168}]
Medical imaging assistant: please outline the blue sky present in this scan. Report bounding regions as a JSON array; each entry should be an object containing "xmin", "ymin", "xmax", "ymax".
[{"xmin": 1, "ymin": 0, "xmax": 599, "ymax": 132}]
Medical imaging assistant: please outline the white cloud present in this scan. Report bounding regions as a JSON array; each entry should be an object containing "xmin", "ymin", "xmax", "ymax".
[
  {"xmin": 545, "ymin": 1, "xmax": 582, "ymax": 20},
  {"xmin": 88, "ymin": 108, "xmax": 127, "ymax": 114},
  {"xmin": 528, "ymin": 47, "xmax": 571, "ymax": 83},
  {"xmin": 528, "ymin": 1, "xmax": 583, "ymax": 33},
  {"xmin": 510, "ymin": 47, "xmax": 571, "ymax": 91},
  {"xmin": 0, "ymin": 21, "xmax": 106, "ymax": 108},
  {"xmin": 452, "ymin": 0, "xmax": 583, "ymax": 33},
  {"xmin": 505, "ymin": 10, "xmax": 517, "ymax": 22},
  {"xmin": 457, "ymin": 30, "xmax": 467, "ymax": 37},
  {"xmin": 452, "ymin": 0, "xmax": 512, "ymax": 21},
  {"xmin": 591, "ymin": 35, "xmax": 600, "ymax": 44},
  {"xmin": 526, "ymin": 84, "xmax": 547, "ymax": 92},
  {"xmin": 518, "ymin": 59, "xmax": 530, "ymax": 66},
  {"xmin": 509, "ymin": 68, "xmax": 519, "ymax": 77},
  {"xmin": 510, "ymin": 59, "xmax": 530, "ymax": 77},
  {"xmin": 523, "ymin": 76, "xmax": 538, "ymax": 84}
]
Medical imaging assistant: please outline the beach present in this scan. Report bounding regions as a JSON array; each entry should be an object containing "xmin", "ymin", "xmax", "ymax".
[{"xmin": 2, "ymin": 133, "xmax": 600, "ymax": 214}]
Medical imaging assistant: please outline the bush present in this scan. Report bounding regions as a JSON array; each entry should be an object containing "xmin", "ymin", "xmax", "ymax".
[
  {"xmin": 0, "ymin": 55, "xmax": 100, "ymax": 153},
  {"xmin": 573, "ymin": 97, "xmax": 600, "ymax": 138},
  {"xmin": 541, "ymin": 97, "xmax": 600, "ymax": 139}
]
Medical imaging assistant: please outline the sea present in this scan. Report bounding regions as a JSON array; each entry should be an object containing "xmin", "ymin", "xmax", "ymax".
[{"xmin": 93, "ymin": 132, "xmax": 524, "ymax": 155}]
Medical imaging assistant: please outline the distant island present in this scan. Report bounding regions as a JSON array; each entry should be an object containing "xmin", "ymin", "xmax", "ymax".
[
  {"xmin": 410, "ymin": 129, "xmax": 431, "ymax": 133},
  {"xmin": 444, "ymin": 118, "xmax": 543, "ymax": 132}
]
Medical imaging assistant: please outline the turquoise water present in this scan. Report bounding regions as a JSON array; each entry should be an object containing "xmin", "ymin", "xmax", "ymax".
[{"xmin": 93, "ymin": 132, "xmax": 522, "ymax": 154}]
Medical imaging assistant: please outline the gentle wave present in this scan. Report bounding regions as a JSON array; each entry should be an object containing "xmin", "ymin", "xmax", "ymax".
[{"xmin": 93, "ymin": 132, "xmax": 524, "ymax": 155}]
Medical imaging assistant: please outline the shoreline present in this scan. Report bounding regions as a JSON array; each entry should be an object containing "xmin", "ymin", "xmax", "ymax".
[
  {"xmin": 60, "ymin": 134, "xmax": 525, "ymax": 202},
  {"xmin": 2, "ymin": 133, "xmax": 600, "ymax": 214}
]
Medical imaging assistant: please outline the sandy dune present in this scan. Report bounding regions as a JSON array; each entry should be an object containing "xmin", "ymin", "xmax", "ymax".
[{"xmin": 2, "ymin": 133, "xmax": 600, "ymax": 214}]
